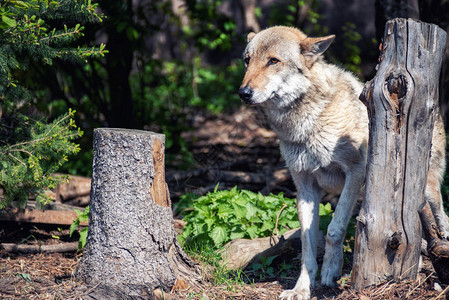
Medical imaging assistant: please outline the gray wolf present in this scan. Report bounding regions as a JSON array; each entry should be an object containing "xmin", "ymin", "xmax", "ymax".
[{"xmin": 238, "ymin": 26, "xmax": 448, "ymax": 300}]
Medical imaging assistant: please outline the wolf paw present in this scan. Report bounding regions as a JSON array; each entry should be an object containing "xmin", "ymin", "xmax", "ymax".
[
  {"xmin": 321, "ymin": 252, "xmax": 342, "ymax": 287},
  {"xmin": 279, "ymin": 288, "xmax": 311, "ymax": 300},
  {"xmin": 320, "ymin": 271, "xmax": 338, "ymax": 287}
]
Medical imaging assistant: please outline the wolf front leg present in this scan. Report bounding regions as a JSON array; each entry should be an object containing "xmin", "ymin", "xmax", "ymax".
[
  {"xmin": 280, "ymin": 172, "xmax": 320, "ymax": 300},
  {"xmin": 320, "ymin": 163, "xmax": 365, "ymax": 286},
  {"xmin": 425, "ymin": 142, "xmax": 449, "ymax": 239},
  {"xmin": 425, "ymin": 171, "xmax": 449, "ymax": 239}
]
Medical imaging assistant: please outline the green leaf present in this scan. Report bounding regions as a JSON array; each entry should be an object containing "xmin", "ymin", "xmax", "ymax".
[
  {"xmin": 210, "ymin": 226, "xmax": 227, "ymax": 246},
  {"xmin": 260, "ymin": 195, "xmax": 280, "ymax": 209},
  {"xmin": 319, "ymin": 202, "xmax": 333, "ymax": 216},
  {"xmin": 287, "ymin": 220, "xmax": 300, "ymax": 229},
  {"xmin": 195, "ymin": 204, "xmax": 211, "ymax": 218},
  {"xmin": 69, "ymin": 219, "xmax": 79, "ymax": 237},
  {"xmin": 320, "ymin": 215, "xmax": 333, "ymax": 232},
  {"xmin": 10, "ymin": 1, "xmax": 29, "ymax": 8},
  {"xmin": 233, "ymin": 195, "xmax": 247, "ymax": 207},
  {"xmin": 217, "ymin": 203, "xmax": 234, "ymax": 219},
  {"xmin": 246, "ymin": 224, "xmax": 259, "ymax": 239},
  {"xmin": 260, "ymin": 221, "xmax": 274, "ymax": 232},
  {"xmin": 204, "ymin": 216, "xmax": 215, "ymax": 230},
  {"xmin": 229, "ymin": 228, "xmax": 246, "ymax": 240},
  {"xmin": 15, "ymin": 273, "xmax": 32, "ymax": 283},
  {"xmin": 232, "ymin": 202, "xmax": 246, "ymax": 219},
  {"xmin": 79, "ymin": 227, "xmax": 88, "ymax": 249},
  {"xmin": 248, "ymin": 214, "xmax": 262, "ymax": 223},
  {"xmin": 245, "ymin": 202, "xmax": 259, "ymax": 221},
  {"xmin": 241, "ymin": 189, "xmax": 257, "ymax": 199},
  {"xmin": 193, "ymin": 222, "xmax": 208, "ymax": 235},
  {"xmin": 250, "ymin": 262, "xmax": 263, "ymax": 271},
  {"xmin": 1, "ymin": 15, "xmax": 16, "ymax": 28},
  {"xmin": 126, "ymin": 26, "xmax": 139, "ymax": 40}
]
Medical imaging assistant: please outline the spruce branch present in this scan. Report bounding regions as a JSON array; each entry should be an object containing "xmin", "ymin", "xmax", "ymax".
[
  {"xmin": 38, "ymin": 26, "xmax": 82, "ymax": 42},
  {"xmin": 8, "ymin": 112, "xmax": 75, "ymax": 149},
  {"xmin": 8, "ymin": 152, "xmax": 27, "ymax": 168},
  {"xmin": 0, "ymin": 0, "xmax": 103, "ymax": 207}
]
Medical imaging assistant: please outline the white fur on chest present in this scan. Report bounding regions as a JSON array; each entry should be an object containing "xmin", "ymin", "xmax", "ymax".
[
  {"xmin": 279, "ymin": 137, "xmax": 336, "ymax": 173},
  {"xmin": 267, "ymin": 100, "xmax": 337, "ymax": 172}
]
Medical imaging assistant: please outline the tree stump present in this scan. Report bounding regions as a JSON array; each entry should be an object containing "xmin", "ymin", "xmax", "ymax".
[
  {"xmin": 352, "ymin": 18, "xmax": 447, "ymax": 290},
  {"xmin": 77, "ymin": 128, "xmax": 201, "ymax": 299}
]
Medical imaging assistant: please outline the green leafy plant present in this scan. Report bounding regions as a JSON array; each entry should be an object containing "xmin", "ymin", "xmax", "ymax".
[
  {"xmin": 15, "ymin": 272, "xmax": 32, "ymax": 283},
  {"xmin": 131, "ymin": 58, "xmax": 244, "ymax": 169},
  {"xmin": 341, "ymin": 22, "xmax": 362, "ymax": 75},
  {"xmin": 179, "ymin": 186, "xmax": 335, "ymax": 250},
  {"xmin": 319, "ymin": 201, "xmax": 333, "ymax": 233},
  {"xmin": 183, "ymin": 0, "xmax": 236, "ymax": 52},
  {"xmin": 279, "ymin": 261, "xmax": 294, "ymax": 277},
  {"xmin": 70, "ymin": 205, "xmax": 89, "ymax": 249},
  {"xmin": 179, "ymin": 187, "xmax": 300, "ymax": 249},
  {"xmin": 249, "ymin": 255, "xmax": 278, "ymax": 279}
]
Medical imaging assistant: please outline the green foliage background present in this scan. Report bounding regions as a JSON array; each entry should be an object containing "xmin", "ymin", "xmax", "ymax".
[
  {"xmin": 25, "ymin": 0, "xmax": 372, "ymax": 177},
  {"xmin": 3, "ymin": 0, "xmax": 449, "ymax": 212}
]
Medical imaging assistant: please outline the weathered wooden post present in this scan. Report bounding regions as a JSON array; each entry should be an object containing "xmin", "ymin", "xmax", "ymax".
[
  {"xmin": 352, "ymin": 18, "xmax": 447, "ymax": 289},
  {"xmin": 77, "ymin": 128, "xmax": 201, "ymax": 298}
]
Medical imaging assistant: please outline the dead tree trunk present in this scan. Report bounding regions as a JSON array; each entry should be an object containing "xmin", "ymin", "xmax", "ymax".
[
  {"xmin": 77, "ymin": 128, "xmax": 201, "ymax": 299},
  {"xmin": 352, "ymin": 18, "xmax": 447, "ymax": 290}
]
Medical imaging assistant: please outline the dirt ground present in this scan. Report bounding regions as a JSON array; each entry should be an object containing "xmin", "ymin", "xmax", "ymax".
[
  {"xmin": 1, "ymin": 238, "xmax": 446, "ymax": 299},
  {"xmin": 1, "ymin": 107, "xmax": 449, "ymax": 299}
]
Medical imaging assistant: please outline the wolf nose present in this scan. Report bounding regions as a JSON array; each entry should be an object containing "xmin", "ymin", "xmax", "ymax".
[{"xmin": 239, "ymin": 87, "xmax": 253, "ymax": 102}]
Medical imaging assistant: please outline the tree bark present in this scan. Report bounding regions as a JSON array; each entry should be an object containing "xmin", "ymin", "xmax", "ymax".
[
  {"xmin": 77, "ymin": 128, "xmax": 201, "ymax": 299},
  {"xmin": 238, "ymin": 0, "xmax": 261, "ymax": 33},
  {"xmin": 352, "ymin": 18, "xmax": 447, "ymax": 290}
]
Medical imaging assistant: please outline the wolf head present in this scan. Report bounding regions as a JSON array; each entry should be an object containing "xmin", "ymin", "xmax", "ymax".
[{"xmin": 239, "ymin": 26, "xmax": 335, "ymax": 107}]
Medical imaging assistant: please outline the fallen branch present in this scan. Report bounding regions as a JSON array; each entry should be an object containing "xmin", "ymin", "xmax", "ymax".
[
  {"xmin": 0, "ymin": 204, "xmax": 87, "ymax": 226},
  {"xmin": 65, "ymin": 195, "xmax": 90, "ymax": 207},
  {"xmin": 166, "ymin": 169, "xmax": 208, "ymax": 183},
  {"xmin": 168, "ymin": 168, "xmax": 290, "ymax": 185},
  {"xmin": 1, "ymin": 242, "xmax": 79, "ymax": 254},
  {"xmin": 54, "ymin": 174, "xmax": 91, "ymax": 202},
  {"xmin": 211, "ymin": 170, "xmax": 267, "ymax": 183},
  {"xmin": 221, "ymin": 228, "xmax": 325, "ymax": 270}
]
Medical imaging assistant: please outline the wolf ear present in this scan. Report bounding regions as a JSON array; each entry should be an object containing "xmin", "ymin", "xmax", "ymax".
[
  {"xmin": 247, "ymin": 32, "xmax": 256, "ymax": 42},
  {"xmin": 301, "ymin": 35, "xmax": 335, "ymax": 67}
]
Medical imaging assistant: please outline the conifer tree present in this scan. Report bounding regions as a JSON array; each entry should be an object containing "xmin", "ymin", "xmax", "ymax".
[{"xmin": 0, "ymin": 0, "xmax": 106, "ymax": 208}]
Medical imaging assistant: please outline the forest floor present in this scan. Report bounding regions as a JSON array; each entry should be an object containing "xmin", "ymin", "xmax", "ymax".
[{"xmin": 1, "ymin": 107, "xmax": 448, "ymax": 299}]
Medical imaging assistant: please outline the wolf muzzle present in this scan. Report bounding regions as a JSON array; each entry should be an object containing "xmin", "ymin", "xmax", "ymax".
[{"xmin": 238, "ymin": 86, "xmax": 254, "ymax": 104}]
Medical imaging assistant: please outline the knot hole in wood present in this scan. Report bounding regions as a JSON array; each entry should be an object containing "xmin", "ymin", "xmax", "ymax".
[
  {"xmin": 385, "ymin": 73, "xmax": 407, "ymax": 131},
  {"xmin": 387, "ymin": 231, "xmax": 402, "ymax": 250}
]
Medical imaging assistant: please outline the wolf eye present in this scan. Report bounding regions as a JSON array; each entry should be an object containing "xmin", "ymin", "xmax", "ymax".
[
  {"xmin": 244, "ymin": 57, "xmax": 250, "ymax": 65},
  {"xmin": 268, "ymin": 57, "xmax": 280, "ymax": 65}
]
